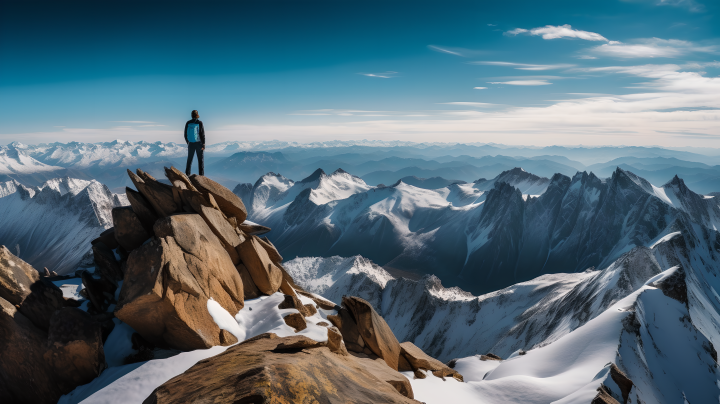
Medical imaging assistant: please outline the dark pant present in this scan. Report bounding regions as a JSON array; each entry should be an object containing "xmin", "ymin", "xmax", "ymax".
[{"xmin": 186, "ymin": 142, "xmax": 204, "ymax": 176}]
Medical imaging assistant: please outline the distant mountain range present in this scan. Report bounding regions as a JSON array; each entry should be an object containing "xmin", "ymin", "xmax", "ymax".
[{"xmin": 3, "ymin": 140, "xmax": 720, "ymax": 193}]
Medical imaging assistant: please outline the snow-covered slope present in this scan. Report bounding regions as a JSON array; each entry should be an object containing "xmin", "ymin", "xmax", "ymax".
[
  {"xmin": 0, "ymin": 177, "xmax": 127, "ymax": 274},
  {"xmin": 253, "ymin": 166, "xmax": 720, "ymax": 294},
  {"xmin": 0, "ymin": 145, "xmax": 63, "ymax": 174},
  {"xmin": 287, "ymin": 216, "xmax": 720, "ymax": 403}
]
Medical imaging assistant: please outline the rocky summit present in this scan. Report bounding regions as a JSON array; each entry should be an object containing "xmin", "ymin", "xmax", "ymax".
[{"xmin": 0, "ymin": 167, "xmax": 455, "ymax": 404}]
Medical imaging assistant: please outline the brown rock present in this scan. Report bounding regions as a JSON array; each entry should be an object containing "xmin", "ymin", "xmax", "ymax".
[
  {"xmin": 317, "ymin": 321, "xmax": 330, "ymax": 327},
  {"xmin": 480, "ymin": 353, "xmax": 502, "ymax": 361},
  {"xmin": 115, "ymin": 214, "xmax": 245, "ymax": 350},
  {"xmin": 283, "ymin": 312, "xmax": 307, "ymax": 332},
  {"xmin": 279, "ymin": 277, "xmax": 298, "ymax": 298},
  {"xmin": 125, "ymin": 187, "xmax": 159, "ymax": 236},
  {"xmin": 413, "ymin": 369, "xmax": 427, "ymax": 379},
  {"xmin": 92, "ymin": 241, "xmax": 123, "ymax": 283},
  {"xmin": 143, "ymin": 333, "xmax": 419, "ymax": 404},
  {"xmin": 236, "ymin": 235, "xmax": 282, "ymax": 295},
  {"xmin": 189, "ymin": 174, "xmax": 248, "ymax": 223},
  {"xmin": 44, "ymin": 308, "xmax": 105, "ymax": 391},
  {"xmin": 326, "ymin": 326, "xmax": 349, "ymax": 356},
  {"xmin": 278, "ymin": 294, "xmax": 311, "ymax": 316},
  {"xmin": 112, "ymin": 206, "xmax": 151, "ymax": 252},
  {"xmin": 0, "ymin": 246, "xmax": 65, "ymax": 330},
  {"xmin": 609, "ymin": 363, "xmax": 633, "ymax": 404},
  {"xmin": 128, "ymin": 169, "xmax": 180, "ymax": 217},
  {"xmin": 398, "ymin": 352, "xmax": 413, "ymax": 371},
  {"xmin": 238, "ymin": 222, "xmax": 271, "ymax": 236},
  {"xmin": 164, "ymin": 166, "xmax": 198, "ymax": 192},
  {"xmin": 304, "ymin": 303, "xmax": 318, "ymax": 317},
  {"xmin": 186, "ymin": 192, "xmax": 242, "ymax": 248},
  {"xmin": 400, "ymin": 341, "xmax": 463, "ymax": 382},
  {"xmin": 592, "ymin": 388, "xmax": 622, "ymax": 404},
  {"xmin": 297, "ymin": 290, "xmax": 337, "ymax": 310},
  {"xmin": 219, "ymin": 329, "xmax": 238, "ymax": 346},
  {"xmin": 258, "ymin": 236, "xmax": 283, "ymax": 263},
  {"xmin": 327, "ymin": 308, "xmax": 366, "ymax": 353},
  {"xmin": 0, "ymin": 296, "xmax": 63, "ymax": 404},
  {"xmin": 343, "ymin": 296, "xmax": 402, "ymax": 371},
  {"xmin": 235, "ymin": 263, "xmax": 260, "ymax": 299},
  {"xmin": 91, "ymin": 227, "xmax": 119, "ymax": 250},
  {"xmin": 351, "ymin": 354, "xmax": 414, "ymax": 399}
]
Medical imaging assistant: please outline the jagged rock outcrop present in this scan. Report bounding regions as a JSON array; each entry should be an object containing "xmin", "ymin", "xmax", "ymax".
[
  {"xmin": 143, "ymin": 333, "xmax": 418, "ymax": 404},
  {"xmin": 112, "ymin": 167, "xmax": 306, "ymax": 351},
  {"xmin": 343, "ymin": 296, "xmax": 403, "ymax": 371},
  {"xmin": 0, "ymin": 249, "xmax": 104, "ymax": 404},
  {"xmin": 115, "ymin": 214, "xmax": 245, "ymax": 350},
  {"xmin": 0, "ymin": 245, "xmax": 65, "ymax": 330}
]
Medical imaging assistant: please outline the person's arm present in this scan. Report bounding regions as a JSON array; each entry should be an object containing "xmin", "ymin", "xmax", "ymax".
[
  {"xmin": 199, "ymin": 121, "xmax": 206, "ymax": 148},
  {"xmin": 184, "ymin": 121, "xmax": 189, "ymax": 144}
]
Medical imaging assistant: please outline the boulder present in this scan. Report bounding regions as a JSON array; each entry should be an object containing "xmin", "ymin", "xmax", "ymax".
[
  {"xmin": 0, "ymin": 246, "xmax": 65, "ymax": 330},
  {"xmin": 185, "ymin": 191, "xmax": 244, "ymax": 249},
  {"xmin": 164, "ymin": 166, "xmax": 198, "ymax": 192},
  {"xmin": 235, "ymin": 263, "xmax": 261, "ymax": 299},
  {"xmin": 343, "ymin": 296, "xmax": 402, "ymax": 371},
  {"xmin": 0, "ymin": 297, "xmax": 62, "ymax": 404},
  {"xmin": 327, "ymin": 307, "xmax": 366, "ymax": 353},
  {"xmin": 91, "ymin": 227, "xmax": 119, "ymax": 250},
  {"xmin": 297, "ymin": 290, "xmax": 337, "ymax": 310},
  {"xmin": 277, "ymin": 294, "xmax": 312, "ymax": 316},
  {"xmin": 126, "ymin": 187, "xmax": 159, "ymax": 236},
  {"xmin": 326, "ymin": 326, "xmax": 349, "ymax": 356},
  {"xmin": 143, "ymin": 333, "xmax": 419, "ymax": 404},
  {"xmin": 258, "ymin": 236, "xmax": 283, "ymax": 263},
  {"xmin": 352, "ymin": 354, "xmax": 414, "ymax": 399},
  {"xmin": 44, "ymin": 308, "xmax": 105, "ymax": 391},
  {"xmin": 128, "ymin": 169, "xmax": 180, "ymax": 217},
  {"xmin": 81, "ymin": 270, "xmax": 115, "ymax": 314},
  {"xmin": 480, "ymin": 353, "xmax": 502, "ymax": 361},
  {"xmin": 189, "ymin": 174, "xmax": 248, "ymax": 223},
  {"xmin": 399, "ymin": 341, "xmax": 463, "ymax": 381},
  {"xmin": 283, "ymin": 312, "xmax": 307, "ymax": 332},
  {"xmin": 115, "ymin": 214, "xmax": 245, "ymax": 350},
  {"xmin": 304, "ymin": 303, "xmax": 318, "ymax": 317},
  {"xmin": 236, "ymin": 235, "xmax": 282, "ymax": 295},
  {"xmin": 92, "ymin": 241, "xmax": 123, "ymax": 283},
  {"xmin": 239, "ymin": 221, "xmax": 271, "ymax": 236},
  {"xmin": 112, "ymin": 206, "xmax": 151, "ymax": 252}
]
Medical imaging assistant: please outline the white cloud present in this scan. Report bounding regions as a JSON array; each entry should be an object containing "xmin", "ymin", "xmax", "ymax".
[
  {"xmin": 487, "ymin": 24, "xmax": 497, "ymax": 27},
  {"xmin": 578, "ymin": 55, "xmax": 598, "ymax": 59},
  {"xmin": 474, "ymin": 87, "xmax": 488, "ymax": 90},
  {"xmin": 438, "ymin": 102, "xmax": 496, "ymax": 107},
  {"xmin": 505, "ymin": 24, "xmax": 608, "ymax": 41},
  {"xmin": 488, "ymin": 80, "xmax": 553, "ymax": 85},
  {"xmin": 358, "ymin": 71, "xmax": 398, "ymax": 78},
  {"xmin": 428, "ymin": 45, "xmax": 463, "ymax": 56},
  {"xmin": 470, "ymin": 61, "xmax": 575, "ymax": 70},
  {"xmin": 590, "ymin": 38, "xmax": 718, "ymax": 58}
]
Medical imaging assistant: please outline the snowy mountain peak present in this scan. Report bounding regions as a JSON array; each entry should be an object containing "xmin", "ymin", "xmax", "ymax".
[{"xmin": 300, "ymin": 168, "xmax": 327, "ymax": 184}]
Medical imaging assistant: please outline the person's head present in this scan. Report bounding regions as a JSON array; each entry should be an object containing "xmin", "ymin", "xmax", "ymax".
[{"xmin": 191, "ymin": 110, "xmax": 199, "ymax": 119}]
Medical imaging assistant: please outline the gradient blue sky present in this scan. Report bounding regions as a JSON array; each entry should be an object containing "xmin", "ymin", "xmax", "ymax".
[{"xmin": 1, "ymin": 0, "xmax": 719, "ymax": 146}]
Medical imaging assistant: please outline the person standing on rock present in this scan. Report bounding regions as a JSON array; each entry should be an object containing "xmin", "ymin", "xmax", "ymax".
[{"xmin": 184, "ymin": 110, "xmax": 206, "ymax": 176}]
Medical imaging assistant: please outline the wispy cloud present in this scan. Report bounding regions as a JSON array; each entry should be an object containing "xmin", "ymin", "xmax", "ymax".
[
  {"xmin": 656, "ymin": 0, "xmax": 705, "ymax": 13},
  {"xmin": 428, "ymin": 45, "xmax": 464, "ymax": 56},
  {"xmin": 474, "ymin": 87, "xmax": 488, "ymax": 90},
  {"xmin": 487, "ymin": 24, "xmax": 497, "ymax": 27},
  {"xmin": 470, "ymin": 61, "xmax": 575, "ymax": 70},
  {"xmin": 488, "ymin": 80, "xmax": 553, "ymax": 85},
  {"xmin": 505, "ymin": 24, "xmax": 608, "ymax": 41},
  {"xmin": 438, "ymin": 102, "xmax": 497, "ymax": 107},
  {"xmin": 590, "ymin": 38, "xmax": 718, "ymax": 58},
  {"xmin": 358, "ymin": 71, "xmax": 398, "ymax": 79}
]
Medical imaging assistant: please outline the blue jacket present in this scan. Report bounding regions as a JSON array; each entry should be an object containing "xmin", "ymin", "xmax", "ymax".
[{"xmin": 184, "ymin": 119, "xmax": 205, "ymax": 145}]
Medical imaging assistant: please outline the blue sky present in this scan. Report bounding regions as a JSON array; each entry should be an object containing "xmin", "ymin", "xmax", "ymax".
[{"xmin": 1, "ymin": 0, "xmax": 719, "ymax": 146}]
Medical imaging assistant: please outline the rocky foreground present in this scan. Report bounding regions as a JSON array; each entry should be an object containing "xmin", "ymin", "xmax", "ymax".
[{"xmin": 0, "ymin": 167, "xmax": 460, "ymax": 403}]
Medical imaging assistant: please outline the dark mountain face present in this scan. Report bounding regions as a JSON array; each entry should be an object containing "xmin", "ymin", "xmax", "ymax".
[{"xmin": 241, "ymin": 166, "xmax": 720, "ymax": 294}]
